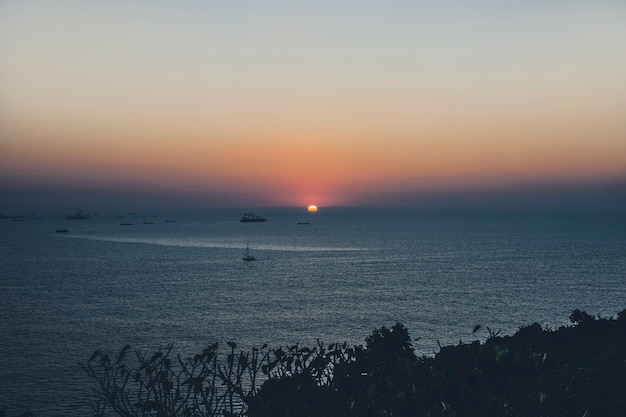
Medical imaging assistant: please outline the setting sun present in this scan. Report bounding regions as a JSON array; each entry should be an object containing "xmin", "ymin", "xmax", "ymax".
[{"xmin": 307, "ymin": 205, "xmax": 318, "ymax": 212}]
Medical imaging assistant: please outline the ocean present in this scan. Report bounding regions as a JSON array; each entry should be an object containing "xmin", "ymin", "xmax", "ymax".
[{"xmin": 1, "ymin": 208, "xmax": 625, "ymax": 416}]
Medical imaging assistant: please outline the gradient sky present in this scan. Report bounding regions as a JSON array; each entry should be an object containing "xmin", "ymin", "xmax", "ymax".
[{"xmin": 1, "ymin": 1, "xmax": 625, "ymax": 210}]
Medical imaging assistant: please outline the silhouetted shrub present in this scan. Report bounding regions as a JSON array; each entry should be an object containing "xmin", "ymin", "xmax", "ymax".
[
  {"xmin": 83, "ymin": 310, "xmax": 626, "ymax": 417},
  {"xmin": 569, "ymin": 308, "xmax": 594, "ymax": 324},
  {"xmin": 82, "ymin": 341, "xmax": 270, "ymax": 417},
  {"xmin": 515, "ymin": 321, "xmax": 543, "ymax": 339}
]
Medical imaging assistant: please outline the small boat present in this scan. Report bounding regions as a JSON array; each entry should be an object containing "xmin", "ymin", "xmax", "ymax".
[
  {"xmin": 297, "ymin": 222, "xmax": 310, "ymax": 225},
  {"xmin": 0, "ymin": 214, "xmax": 24, "ymax": 220},
  {"xmin": 240, "ymin": 212, "xmax": 266, "ymax": 222},
  {"xmin": 243, "ymin": 243, "xmax": 256, "ymax": 261},
  {"xmin": 66, "ymin": 209, "xmax": 90, "ymax": 220},
  {"xmin": 55, "ymin": 229, "xmax": 69, "ymax": 233}
]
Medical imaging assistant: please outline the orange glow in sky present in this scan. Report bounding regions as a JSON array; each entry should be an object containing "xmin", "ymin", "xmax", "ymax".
[{"xmin": 1, "ymin": 2, "xmax": 625, "ymax": 210}]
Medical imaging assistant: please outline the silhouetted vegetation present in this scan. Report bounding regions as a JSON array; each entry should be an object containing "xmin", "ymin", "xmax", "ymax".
[
  {"xmin": 80, "ymin": 310, "xmax": 626, "ymax": 417},
  {"xmin": 4, "ymin": 310, "xmax": 625, "ymax": 416}
]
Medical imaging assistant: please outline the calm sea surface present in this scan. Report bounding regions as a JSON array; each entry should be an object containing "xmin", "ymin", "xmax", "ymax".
[{"xmin": 1, "ymin": 209, "xmax": 625, "ymax": 416}]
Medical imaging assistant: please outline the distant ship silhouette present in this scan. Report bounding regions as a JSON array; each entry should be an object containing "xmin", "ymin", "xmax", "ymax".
[
  {"xmin": 66, "ymin": 209, "xmax": 90, "ymax": 220},
  {"xmin": 240, "ymin": 212, "xmax": 266, "ymax": 222}
]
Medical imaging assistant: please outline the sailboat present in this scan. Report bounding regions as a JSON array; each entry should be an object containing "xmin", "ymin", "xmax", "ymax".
[{"xmin": 243, "ymin": 243, "xmax": 256, "ymax": 261}]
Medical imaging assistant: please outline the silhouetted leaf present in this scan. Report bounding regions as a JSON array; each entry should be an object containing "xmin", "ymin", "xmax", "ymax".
[
  {"xmin": 163, "ymin": 379, "xmax": 173, "ymax": 392},
  {"xmin": 274, "ymin": 347, "xmax": 285, "ymax": 359},
  {"xmin": 117, "ymin": 344, "xmax": 131, "ymax": 364},
  {"xmin": 88, "ymin": 350, "xmax": 100, "ymax": 363}
]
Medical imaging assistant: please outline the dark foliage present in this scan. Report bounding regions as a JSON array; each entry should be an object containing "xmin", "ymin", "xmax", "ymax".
[
  {"xmin": 73, "ymin": 309, "xmax": 626, "ymax": 417},
  {"xmin": 249, "ymin": 313, "xmax": 626, "ymax": 417},
  {"xmin": 81, "ymin": 341, "xmax": 269, "ymax": 417}
]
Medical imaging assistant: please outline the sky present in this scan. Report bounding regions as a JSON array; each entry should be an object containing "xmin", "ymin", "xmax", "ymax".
[{"xmin": 1, "ymin": 1, "xmax": 625, "ymax": 211}]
